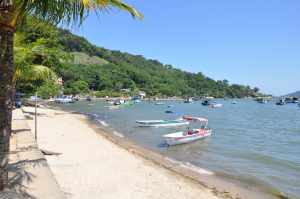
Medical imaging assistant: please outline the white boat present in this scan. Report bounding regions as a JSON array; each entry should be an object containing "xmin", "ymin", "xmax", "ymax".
[
  {"xmin": 211, "ymin": 103, "xmax": 223, "ymax": 108},
  {"xmin": 134, "ymin": 99, "xmax": 141, "ymax": 103},
  {"xmin": 232, "ymin": 101, "xmax": 237, "ymax": 104},
  {"xmin": 163, "ymin": 117, "xmax": 212, "ymax": 146},
  {"xmin": 55, "ymin": 96, "xmax": 74, "ymax": 103},
  {"xmin": 113, "ymin": 99, "xmax": 125, "ymax": 105},
  {"xmin": 136, "ymin": 119, "xmax": 189, "ymax": 127},
  {"xmin": 155, "ymin": 102, "xmax": 165, "ymax": 105},
  {"xmin": 184, "ymin": 98, "xmax": 193, "ymax": 103}
]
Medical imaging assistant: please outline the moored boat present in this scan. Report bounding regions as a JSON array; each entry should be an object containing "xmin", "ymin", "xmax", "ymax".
[
  {"xmin": 55, "ymin": 96, "xmax": 75, "ymax": 103},
  {"xmin": 257, "ymin": 98, "xmax": 268, "ymax": 104},
  {"xmin": 276, "ymin": 98, "xmax": 286, "ymax": 105},
  {"xmin": 184, "ymin": 98, "xmax": 193, "ymax": 103},
  {"xmin": 136, "ymin": 119, "xmax": 189, "ymax": 127},
  {"xmin": 113, "ymin": 99, "xmax": 125, "ymax": 105},
  {"xmin": 210, "ymin": 103, "xmax": 223, "ymax": 108},
  {"xmin": 165, "ymin": 110, "xmax": 174, "ymax": 114},
  {"xmin": 163, "ymin": 117, "xmax": 212, "ymax": 146},
  {"xmin": 86, "ymin": 96, "xmax": 92, "ymax": 101},
  {"xmin": 202, "ymin": 100, "xmax": 211, "ymax": 106}
]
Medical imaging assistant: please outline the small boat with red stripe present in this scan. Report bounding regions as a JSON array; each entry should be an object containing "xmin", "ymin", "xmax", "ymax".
[{"xmin": 163, "ymin": 116, "xmax": 212, "ymax": 146}]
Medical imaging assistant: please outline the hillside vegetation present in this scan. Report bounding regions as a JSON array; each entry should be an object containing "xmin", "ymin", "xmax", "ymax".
[{"xmin": 15, "ymin": 18, "xmax": 261, "ymax": 98}]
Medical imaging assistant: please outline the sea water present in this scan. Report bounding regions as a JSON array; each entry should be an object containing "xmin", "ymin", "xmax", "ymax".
[{"xmin": 58, "ymin": 99, "xmax": 300, "ymax": 198}]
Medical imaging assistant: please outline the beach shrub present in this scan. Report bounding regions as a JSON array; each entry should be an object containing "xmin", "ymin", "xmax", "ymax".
[
  {"xmin": 64, "ymin": 80, "xmax": 89, "ymax": 95},
  {"xmin": 37, "ymin": 81, "xmax": 61, "ymax": 99}
]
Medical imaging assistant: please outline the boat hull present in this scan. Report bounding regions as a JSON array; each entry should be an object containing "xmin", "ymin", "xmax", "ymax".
[
  {"xmin": 136, "ymin": 120, "xmax": 189, "ymax": 127},
  {"xmin": 164, "ymin": 129, "xmax": 212, "ymax": 146}
]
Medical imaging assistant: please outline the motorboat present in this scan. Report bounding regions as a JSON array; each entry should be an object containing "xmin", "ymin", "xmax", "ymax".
[
  {"xmin": 86, "ymin": 96, "xmax": 92, "ymax": 101},
  {"xmin": 276, "ymin": 98, "xmax": 286, "ymax": 105},
  {"xmin": 55, "ymin": 96, "xmax": 74, "ymax": 103},
  {"xmin": 210, "ymin": 103, "xmax": 223, "ymax": 108},
  {"xmin": 165, "ymin": 110, "xmax": 174, "ymax": 114},
  {"xmin": 257, "ymin": 98, "xmax": 268, "ymax": 104},
  {"xmin": 231, "ymin": 101, "xmax": 237, "ymax": 104},
  {"xmin": 163, "ymin": 117, "xmax": 212, "ymax": 146},
  {"xmin": 136, "ymin": 119, "xmax": 189, "ymax": 127},
  {"xmin": 202, "ymin": 100, "xmax": 211, "ymax": 106},
  {"xmin": 113, "ymin": 99, "xmax": 125, "ymax": 105},
  {"xmin": 184, "ymin": 98, "xmax": 193, "ymax": 103},
  {"xmin": 133, "ymin": 99, "xmax": 141, "ymax": 103}
]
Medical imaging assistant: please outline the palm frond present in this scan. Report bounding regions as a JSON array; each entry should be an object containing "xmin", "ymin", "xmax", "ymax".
[
  {"xmin": 12, "ymin": 0, "xmax": 142, "ymax": 27},
  {"xmin": 14, "ymin": 64, "xmax": 57, "ymax": 82}
]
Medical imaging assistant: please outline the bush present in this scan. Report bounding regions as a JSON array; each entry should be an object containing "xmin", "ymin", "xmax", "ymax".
[
  {"xmin": 64, "ymin": 80, "xmax": 89, "ymax": 95},
  {"xmin": 37, "ymin": 81, "xmax": 61, "ymax": 99}
]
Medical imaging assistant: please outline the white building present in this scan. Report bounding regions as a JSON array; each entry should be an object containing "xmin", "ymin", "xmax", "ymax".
[{"xmin": 138, "ymin": 91, "xmax": 146, "ymax": 99}]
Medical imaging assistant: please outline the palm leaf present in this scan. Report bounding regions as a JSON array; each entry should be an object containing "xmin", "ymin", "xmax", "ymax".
[
  {"xmin": 11, "ymin": 0, "xmax": 142, "ymax": 27},
  {"xmin": 14, "ymin": 64, "xmax": 57, "ymax": 82}
]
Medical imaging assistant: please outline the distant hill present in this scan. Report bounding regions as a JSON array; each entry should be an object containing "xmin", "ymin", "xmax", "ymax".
[
  {"xmin": 285, "ymin": 91, "xmax": 300, "ymax": 97},
  {"xmin": 15, "ymin": 17, "xmax": 262, "ymax": 98}
]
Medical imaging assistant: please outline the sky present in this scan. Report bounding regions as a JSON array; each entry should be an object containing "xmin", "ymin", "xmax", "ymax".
[{"xmin": 72, "ymin": 0, "xmax": 300, "ymax": 96}]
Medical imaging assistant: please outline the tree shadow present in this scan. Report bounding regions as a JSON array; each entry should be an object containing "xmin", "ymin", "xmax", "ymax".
[
  {"xmin": 4, "ymin": 156, "xmax": 47, "ymax": 199},
  {"xmin": 21, "ymin": 110, "xmax": 46, "ymax": 117},
  {"xmin": 11, "ymin": 129, "xmax": 31, "ymax": 134}
]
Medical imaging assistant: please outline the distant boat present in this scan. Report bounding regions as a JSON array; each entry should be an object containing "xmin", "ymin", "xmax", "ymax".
[
  {"xmin": 136, "ymin": 119, "xmax": 189, "ymax": 127},
  {"xmin": 167, "ymin": 105, "xmax": 174, "ymax": 108},
  {"xmin": 155, "ymin": 102, "xmax": 165, "ymax": 105},
  {"xmin": 202, "ymin": 100, "xmax": 211, "ymax": 106},
  {"xmin": 257, "ymin": 99, "xmax": 268, "ymax": 104},
  {"xmin": 133, "ymin": 99, "xmax": 141, "ymax": 103},
  {"xmin": 276, "ymin": 98, "xmax": 286, "ymax": 105},
  {"xmin": 113, "ymin": 99, "xmax": 125, "ymax": 105},
  {"xmin": 210, "ymin": 103, "xmax": 223, "ymax": 108},
  {"xmin": 165, "ymin": 110, "xmax": 174, "ymax": 114},
  {"xmin": 86, "ymin": 96, "xmax": 92, "ymax": 101},
  {"xmin": 231, "ymin": 101, "xmax": 237, "ymax": 104},
  {"xmin": 184, "ymin": 98, "xmax": 193, "ymax": 103},
  {"xmin": 255, "ymin": 97, "xmax": 271, "ymax": 104},
  {"xmin": 163, "ymin": 117, "xmax": 212, "ymax": 146},
  {"xmin": 291, "ymin": 97, "xmax": 299, "ymax": 103},
  {"xmin": 55, "ymin": 96, "xmax": 74, "ymax": 103}
]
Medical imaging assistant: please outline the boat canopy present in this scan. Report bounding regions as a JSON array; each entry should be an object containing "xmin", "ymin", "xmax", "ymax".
[{"xmin": 182, "ymin": 115, "xmax": 208, "ymax": 122}]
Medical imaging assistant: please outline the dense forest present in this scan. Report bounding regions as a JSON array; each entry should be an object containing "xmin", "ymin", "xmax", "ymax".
[{"xmin": 15, "ymin": 18, "xmax": 261, "ymax": 98}]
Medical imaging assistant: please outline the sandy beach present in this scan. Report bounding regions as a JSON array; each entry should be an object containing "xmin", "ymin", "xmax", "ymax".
[{"xmin": 23, "ymin": 106, "xmax": 224, "ymax": 199}]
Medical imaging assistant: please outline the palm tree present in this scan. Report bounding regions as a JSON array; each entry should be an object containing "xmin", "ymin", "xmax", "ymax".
[{"xmin": 0, "ymin": 0, "xmax": 142, "ymax": 191}]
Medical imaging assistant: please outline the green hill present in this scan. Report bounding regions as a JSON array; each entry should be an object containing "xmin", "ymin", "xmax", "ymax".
[{"xmin": 15, "ymin": 18, "xmax": 261, "ymax": 98}]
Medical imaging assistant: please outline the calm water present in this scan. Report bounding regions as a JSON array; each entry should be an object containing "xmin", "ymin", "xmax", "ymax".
[{"xmin": 58, "ymin": 99, "xmax": 300, "ymax": 198}]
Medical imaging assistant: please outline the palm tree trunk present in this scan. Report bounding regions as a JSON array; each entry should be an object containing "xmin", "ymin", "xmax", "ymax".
[{"xmin": 0, "ymin": 24, "xmax": 14, "ymax": 191}]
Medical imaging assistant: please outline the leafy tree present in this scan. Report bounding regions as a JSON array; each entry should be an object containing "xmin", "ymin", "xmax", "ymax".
[
  {"xmin": 37, "ymin": 81, "xmax": 61, "ymax": 99},
  {"xmin": 0, "ymin": 0, "xmax": 141, "ymax": 190},
  {"xmin": 64, "ymin": 80, "xmax": 89, "ymax": 95}
]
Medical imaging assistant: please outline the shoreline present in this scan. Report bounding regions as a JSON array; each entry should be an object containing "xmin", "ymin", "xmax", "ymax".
[
  {"xmin": 24, "ymin": 105, "xmax": 284, "ymax": 199},
  {"xmin": 82, "ymin": 111, "xmax": 282, "ymax": 199}
]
